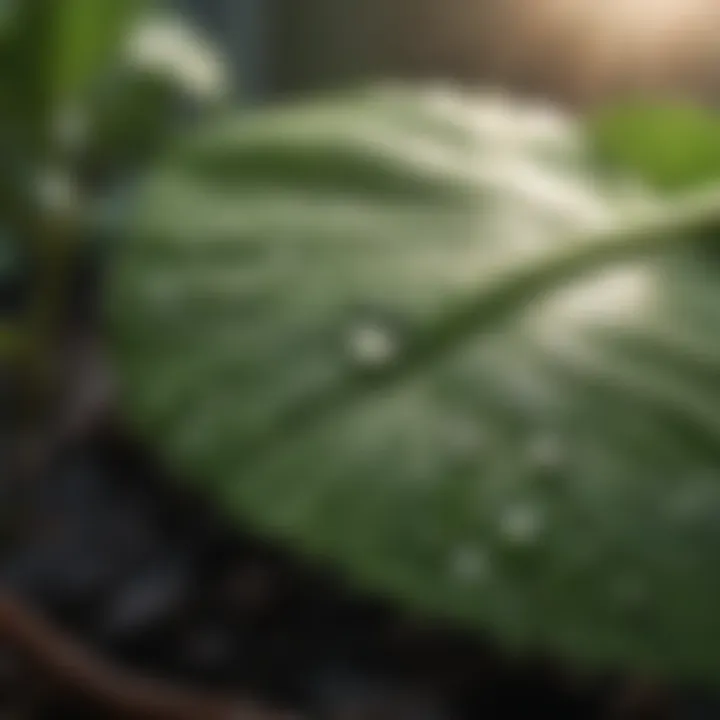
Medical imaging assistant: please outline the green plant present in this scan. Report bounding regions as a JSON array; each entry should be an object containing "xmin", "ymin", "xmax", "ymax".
[
  {"xmin": 0, "ymin": 0, "xmax": 228, "ymax": 418},
  {"xmin": 8, "ymin": 0, "xmax": 720, "ymax": 700},
  {"xmin": 106, "ymin": 85, "xmax": 720, "ymax": 683},
  {"xmin": 591, "ymin": 102, "xmax": 720, "ymax": 192}
]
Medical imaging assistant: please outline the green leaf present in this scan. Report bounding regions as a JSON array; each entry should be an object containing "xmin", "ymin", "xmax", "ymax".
[
  {"xmin": 54, "ymin": 0, "xmax": 145, "ymax": 106},
  {"xmin": 107, "ymin": 86, "xmax": 720, "ymax": 681},
  {"xmin": 2, "ymin": 0, "xmax": 146, "ymax": 152},
  {"xmin": 82, "ymin": 12, "xmax": 230, "ymax": 178},
  {"xmin": 119, "ymin": 11, "xmax": 229, "ymax": 104},
  {"xmin": 590, "ymin": 102, "xmax": 720, "ymax": 193}
]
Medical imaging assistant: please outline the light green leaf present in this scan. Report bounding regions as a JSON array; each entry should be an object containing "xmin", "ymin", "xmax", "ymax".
[
  {"xmin": 590, "ymin": 102, "xmax": 720, "ymax": 193},
  {"xmin": 107, "ymin": 85, "xmax": 720, "ymax": 681},
  {"xmin": 121, "ymin": 11, "xmax": 229, "ymax": 103}
]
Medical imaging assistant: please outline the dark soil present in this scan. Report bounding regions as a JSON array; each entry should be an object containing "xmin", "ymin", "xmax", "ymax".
[{"xmin": 0, "ymin": 419, "xmax": 700, "ymax": 719}]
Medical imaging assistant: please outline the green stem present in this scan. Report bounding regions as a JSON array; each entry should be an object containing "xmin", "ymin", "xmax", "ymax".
[
  {"xmin": 408, "ymin": 185, "xmax": 720, "ymax": 366},
  {"xmin": 16, "ymin": 197, "xmax": 78, "ymax": 431}
]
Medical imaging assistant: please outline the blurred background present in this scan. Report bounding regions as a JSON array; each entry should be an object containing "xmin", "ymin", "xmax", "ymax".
[{"xmin": 177, "ymin": 0, "xmax": 720, "ymax": 105}]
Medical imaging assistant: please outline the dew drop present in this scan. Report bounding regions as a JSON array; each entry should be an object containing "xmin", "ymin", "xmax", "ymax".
[
  {"xmin": 346, "ymin": 320, "xmax": 399, "ymax": 368},
  {"xmin": 450, "ymin": 546, "xmax": 490, "ymax": 583},
  {"xmin": 499, "ymin": 502, "xmax": 545, "ymax": 546}
]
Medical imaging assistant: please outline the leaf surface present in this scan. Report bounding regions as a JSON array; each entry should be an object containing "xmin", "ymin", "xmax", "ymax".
[{"xmin": 108, "ymin": 86, "xmax": 720, "ymax": 680}]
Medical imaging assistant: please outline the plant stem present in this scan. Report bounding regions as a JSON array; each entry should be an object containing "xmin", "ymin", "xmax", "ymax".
[
  {"xmin": 15, "ymin": 179, "xmax": 76, "ymax": 432},
  {"xmin": 0, "ymin": 592, "xmax": 299, "ymax": 720}
]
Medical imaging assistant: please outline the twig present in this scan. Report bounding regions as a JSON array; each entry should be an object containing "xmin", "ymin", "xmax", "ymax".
[
  {"xmin": 0, "ymin": 592, "xmax": 299, "ymax": 720},
  {"xmin": 605, "ymin": 676, "xmax": 674, "ymax": 720}
]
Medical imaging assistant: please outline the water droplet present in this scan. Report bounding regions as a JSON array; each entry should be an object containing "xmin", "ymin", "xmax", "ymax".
[
  {"xmin": 499, "ymin": 502, "xmax": 545, "ymax": 545},
  {"xmin": 347, "ymin": 321, "xmax": 398, "ymax": 368},
  {"xmin": 450, "ymin": 546, "xmax": 490, "ymax": 582}
]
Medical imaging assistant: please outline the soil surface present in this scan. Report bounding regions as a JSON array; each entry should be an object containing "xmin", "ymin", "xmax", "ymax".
[{"xmin": 0, "ymin": 420, "xmax": 701, "ymax": 719}]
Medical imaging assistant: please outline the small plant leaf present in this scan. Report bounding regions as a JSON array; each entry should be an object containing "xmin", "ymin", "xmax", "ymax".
[
  {"xmin": 2, "ymin": 0, "xmax": 146, "ymax": 151},
  {"xmin": 591, "ymin": 102, "xmax": 720, "ymax": 192},
  {"xmin": 108, "ymin": 86, "xmax": 720, "ymax": 681},
  {"xmin": 52, "ymin": 0, "xmax": 145, "ymax": 107}
]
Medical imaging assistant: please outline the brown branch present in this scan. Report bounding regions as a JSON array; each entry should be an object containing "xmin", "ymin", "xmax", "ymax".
[
  {"xmin": 605, "ymin": 676, "xmax": 675, "ymax": 720},
  {"xmin": 0, "ymin": 591, "xmax": 300, "ymax": 720}
]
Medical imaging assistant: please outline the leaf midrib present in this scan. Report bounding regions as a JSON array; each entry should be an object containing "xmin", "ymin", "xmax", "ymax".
[{"xmin": 234, "ymin": 184, "xmax": 720, "ymax": 468}]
